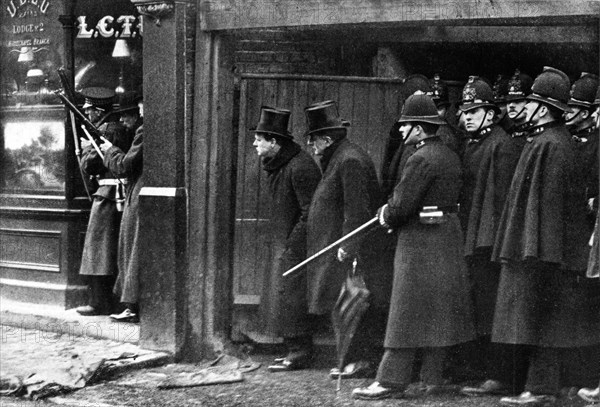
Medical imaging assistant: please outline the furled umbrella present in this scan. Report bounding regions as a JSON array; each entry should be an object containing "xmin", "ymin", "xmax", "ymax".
[{"xmin": 331, "ymin": 257, "xmax": 371, "ymax": 392}]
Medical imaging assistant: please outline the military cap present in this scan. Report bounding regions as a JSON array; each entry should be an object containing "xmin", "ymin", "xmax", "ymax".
[
  {"xmin": 252, "ymin": 106, "xmax": 292, "ymax": 139},
  {"xmin": 80, "ymin": 87, "xmax": 115, "ymax": 111},
  {"xmin": 506, "ymin": 69, "xmax": 533, "ymax": 102},
  {"xmin": 568, "ymin": 72, "xmax": 599, "ymax": 109},
  {"xmin": 526, "ymin": 66, "xmax": 572, "ymax": 112},
  {"xmin": 115, "ymin": 91, "xmax": 143, "ymax": 114},
  {"xmin": 493, "ymin": 74, "xmax": 510, "ymax": 103},
  {"xmin": 397, "ymin": 91, "xmax": 445, "ymax": 125},
  {"xmin": 304, "ymin": 100, "xmax": 349, "ymax": 136},
  {"xmin": 459, "ymin": 76, "xmax": 500, "ymax": 113},
  {"xmin": 429, "ymin": 73, "xmax": 450, "ymax": 107},
  {"xmin": 594, "ymin": 85, "xmax": 600, "ymax": 106}
]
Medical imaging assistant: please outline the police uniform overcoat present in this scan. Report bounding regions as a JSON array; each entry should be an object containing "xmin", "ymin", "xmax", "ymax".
[
  {"xmin": 306, "ymin": 138, "xmax": 381, "ymax": 315},
  {"xmin": 571, "ymin": 127, "xmax": 599, "ymax": 206},
  {"xmin": 461, "ymin": 124, "xmax": 522, "ymax": 256},
  {"xmin": 103, "ymin": 123, "xmax": 143, "ymax": 304},
  {"xmin": 492, "ymin": 121, "xmax": 600, "ymax": 347},
  {"xmin": 258, "ymin": 142, "xmax": 322, "ymax": 337},
  {"xmin": 79, "ymin": 121, "xmax": 131, "ymax": 277},
  {"xmin": 459, "ymin": 124, "xmax": 522, "ymax": 336},
  {"xmin": 383, "ymin": 138, "xmax": 476, "ymax": 348}
]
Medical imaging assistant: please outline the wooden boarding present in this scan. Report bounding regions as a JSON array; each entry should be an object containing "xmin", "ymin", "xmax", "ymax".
[{"xmin": 231, "ymin": 73, "xmax": 462, "ymax": 341}]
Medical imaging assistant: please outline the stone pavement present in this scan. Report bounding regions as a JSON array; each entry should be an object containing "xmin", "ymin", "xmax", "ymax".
[
  {"xmin": 0, "ymin": 299, "xmax": 171, "ymax": 403},
  {"xmin": 0, "ymin": 299, "xmax": 595, "ymax": 407},
  {"xmin": 1, "ymin": 298, "xmax": 139, "ymax": 343}
]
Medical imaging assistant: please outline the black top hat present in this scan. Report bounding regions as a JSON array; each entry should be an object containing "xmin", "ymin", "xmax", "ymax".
[
  {"xmin": 506, "ymin": 69, "xmax": 533, "ymax": 102},
  {"xmin": 80, "ymin": 87, "xmax": 115, "ymax": 111},
  {"xmin": 397, "ymin": 91, "xmax": 446, "ymax": 126},
  {"xmin": 304, "ymin": 100, "xmax": 349, "ymax": 136},
  {"xmin": 459, "ymin": 76, "xmax": 500, "ymax": 113},
  {"xmin": 568, "ymin": 72, "xmax": 599, "ymax": 109},
  {"xmin": 493, "ymin": 74, "xmax": 510, "ymax": 103},
  {"xmin": 253, "ymin": 106, "xmax": 292, "ymax": 139},
  {"xmin": 115, "ymin": 91, "xmax": 143, "ymax": 114},
  {"xmin": 428, "ymin": 73, "xmax": 450, "ymax": 107},
  {"xmin": 526, "ymin": 66, "xmax": 572, "ymax": 112}
]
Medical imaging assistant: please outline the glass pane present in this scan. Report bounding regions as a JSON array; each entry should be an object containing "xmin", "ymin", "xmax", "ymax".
[
  {"xmin": 2, "ymin": 110, "xmax": 65, "ymax": 193},
  {"xmin": 1, "ymin": 0, "xmax": 64, "ymax": 107},
  {"xmin": 74, "ymin": 0, "xmax": 143, "ymax": 97}
]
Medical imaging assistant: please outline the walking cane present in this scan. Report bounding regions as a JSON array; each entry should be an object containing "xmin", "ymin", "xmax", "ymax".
[{"xmin": 282, "ymin": 216, "xmax": 379, "ymax": 277}]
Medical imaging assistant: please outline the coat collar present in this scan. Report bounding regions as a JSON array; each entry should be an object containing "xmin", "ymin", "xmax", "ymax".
[
  {"xmin": 319, "ymin": 137, "xmax": 347, "ymax": 172},
  {"xmin": 571, "ymin": 125, "xmax": 597, "ymax": 143},
  {"xmin": 526, "ymin": 120, "xmax": 563, "ymax": 142},
  {"xmin": 415, "ymin": 136, "xmax": 442, "ymax": 149},
  {"xmin": 262, "ymin": 141, "xmax": 301, "ymax": 173},
  {"xmin": 467, "ymin": 124, "xmax": 494, "ymax": 144}
]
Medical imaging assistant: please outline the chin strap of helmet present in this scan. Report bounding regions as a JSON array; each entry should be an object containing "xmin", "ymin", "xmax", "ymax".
[{"xmin": 524, "ymin": 103, "xmax": 542, "ymax": 127}]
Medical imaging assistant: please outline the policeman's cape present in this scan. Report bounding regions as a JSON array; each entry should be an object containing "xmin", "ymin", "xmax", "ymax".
[{"xmin": 492, "ymin": 124, "xmax": 589, "ymax": 271}]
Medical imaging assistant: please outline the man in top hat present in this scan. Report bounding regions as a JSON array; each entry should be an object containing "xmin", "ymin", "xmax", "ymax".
[
  {"xmin": 566, "ymin": 73, "xmax": 600, "ymax": 230},
  {"xmin": 457, "ymin": 76, "xmax": 525, "ymax": 396},
  {"xmin": 504, "ymin": 69, "xmax": 534, "ymax": 149},
  {"xmin": 493, "ymin": 67, "xmax": 600, "ymax": 406},
  {"xmin": 353, "ymin": 91, "xmax": 475, "ymax": 400},
  {"xmin": 246, "ymin": 106, "xmax": 321, "ymax": 372},
  {"xmin": 77, "ymin": 87, "xmax": 131, "ymax": 316},
  {"xmin": 429, "ymin": 73, "xmax": 463, "ymax": 155},
  {"xmin": 304, "ymin": 100, "xmax": 384, "ymax": 376}
]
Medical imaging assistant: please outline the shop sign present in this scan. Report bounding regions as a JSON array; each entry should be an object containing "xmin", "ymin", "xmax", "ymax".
[{"xmin": 76, "ymin": 14, "xmax": 142, "ymax": 39}]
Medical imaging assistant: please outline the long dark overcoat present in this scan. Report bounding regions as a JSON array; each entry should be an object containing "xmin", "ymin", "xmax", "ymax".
[
  {"xmin": 79, "ymin": 121, "xmax": 130, "ymax": 277},
  {"xmin": 258, "ymin": 142, "xmax": 321, "ymax": 338},
  {"xmin": 460, "ymin": 124, "xmax": 522, "ymax": 335},
  {"xmin": 383, "ymin": 138, "xmax": 476, "ymax": 348},
  {"xmin": 103, "ymin": 124, "xmax": 143, "ymax": 304},
  {"xmin": 492, "ymin": 121, "xmax": 600, "ymax": 346},
  {"xmin": 571, "ymin": 128, "xmax": 599, "ymax": 230},
  {"xmin": 306, "ymin": 138, "xmax": 381, "ymax": 315}
]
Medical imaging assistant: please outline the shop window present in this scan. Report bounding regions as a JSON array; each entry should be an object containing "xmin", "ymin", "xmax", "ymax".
[
  {"xmin": 1, "ymin": 0, "xmax": 142, "ymax": 196},
  {"xmin": 1, "ymin": 0, "xmax": 65, "ymax": 194}
]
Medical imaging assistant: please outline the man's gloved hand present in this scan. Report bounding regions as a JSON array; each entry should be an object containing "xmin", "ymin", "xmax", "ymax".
[
  {"xmin": 99, "ymin": 136, "xmax": 113, "ymax": 153},
  {"xmin": 377, "ymin": 204, "xmax": 390, "ymax": 228},
  {"xmin": 80, "ymin": 138, "xmax": 92, "ymax": 150},
  {"xmin": 337, "ymin": 247, "xmax": 349, "ymax": 262}
]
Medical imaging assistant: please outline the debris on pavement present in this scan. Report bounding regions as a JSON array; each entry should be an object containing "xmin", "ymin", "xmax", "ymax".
[{"xmin": 156, "ymin": 354, "xmax": 260, "ymax": 389}]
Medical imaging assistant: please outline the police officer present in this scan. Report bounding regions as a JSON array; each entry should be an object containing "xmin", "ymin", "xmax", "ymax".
[
  {"xmin": 505, "ymin": 69, "xmax": 534, "ymax": 147},
  {"xmin": 567, "ymin": 73, "xmax": 599, "ymax": 228},
  {"xmin": 353, "ymin": 92, "xmax": 475, "ymax": 400},
  {"xmin": 76, "ymin": 87, "xmax": 131, "ymax": 316},
  {"xmin": 493, "ymin": 67, "xmax": 600, "ymax": 406},
  {"xmin": 429, "ymin": 73, "xmax": 463, "ymax": 154},
  {"xmin": 381, "ymin": 74, "xmax": 431, "ymax": 199},
  {"xmin": 493, "ymin": 74, "xmax": 514, "ymax": 133},
  {"xmin": 457, "ymin": 76, "xmax": 523, "ymax": 396}
]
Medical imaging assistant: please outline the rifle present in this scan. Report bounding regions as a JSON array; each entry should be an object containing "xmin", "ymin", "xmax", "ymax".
[
  {"xmin": 282, "ymin": 217, "xmax": 379, "ymax": 277},
  {"xmin": 54, "ymin": 89, "xmax": 104, "ymax": 145},
  {"xmin": 56, "ymin": 68, "xmax": 92, "ymax": 201},
  {"xmin": 54, "ymin": 75, "xmax": 126, "ymax": 211}
]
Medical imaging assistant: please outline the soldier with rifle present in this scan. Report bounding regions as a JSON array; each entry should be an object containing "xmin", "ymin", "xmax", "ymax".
[{"xmin": 75, "ymin": 87, "xmax": 132, "ymax": 316}]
